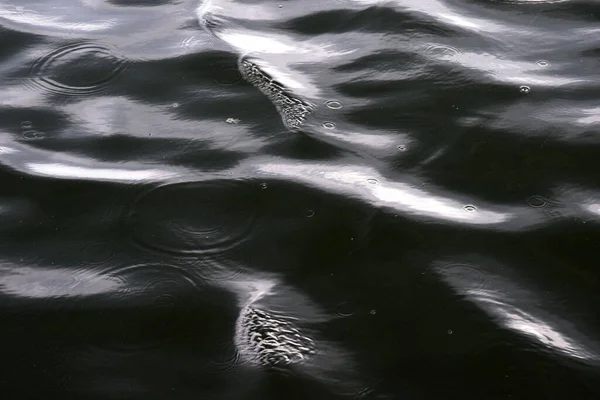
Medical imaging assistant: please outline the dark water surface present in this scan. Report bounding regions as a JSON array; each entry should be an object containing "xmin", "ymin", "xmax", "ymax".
[{"xmin": 1, "ymin": 0, "xmax": 599, "ymax": 398}]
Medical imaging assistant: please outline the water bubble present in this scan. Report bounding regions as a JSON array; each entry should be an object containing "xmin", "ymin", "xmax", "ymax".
[
  {"xmin": 448, "ymin": 330, "xmax": 453, "ymax": 335},
  {"xmin": 519, "ymin": 85, "xmax": 531, "ymax": 94},
  {"xmin": 21, "ymin": 121, "xmax": 32, "ymax": 129},
  {"xmin": 325, "ymin": 100, "xmax": 343, "ymax": 110},
  {"xmin": 125, "ymin": 181, "xmax": 259, "ymax": 255},
  {"xmin": 226, "ymin": 118, "xmax": 240, "ymax": 124},
  {"xmin": 397, "ymin": 145, "xmax": 407, "ymax": 151},
  {"xmin": 527, "ymin": 195, "xmax": 547, "ymax": 208},
  {"xmin": 463, "ymin": 205, "xmax": 477, "ymax": 212},
  {"xmin": 22, "ymin": 130, "xmax": 44, "ymax": 140},
  {"xmin": 367, "ymin": 178, "xmax": 379, "ymax": 185},
  {"xmin": 370, "ymin": 309, "xmax": 376, "ymax": 315},
  {"xmin": 322, "ymin": 121, "xmax": 336, "ymax": 129},
  {"xmin": 260, "ymin": 182, "xmax": 268, "ymax": 190},
  {"xmin": 171, "ymin": 103, "xmax": 179, "ymax": 108},
  {"xmin": 537, "ymin": 60, "xmax": 549, "ymax": 67},
  {"xmin": 26, "ymin": 41, "xmax": 128, "ymax": 96}
]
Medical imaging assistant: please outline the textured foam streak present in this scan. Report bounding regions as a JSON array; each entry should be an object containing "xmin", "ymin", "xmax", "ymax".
[
  {"xmin": 239, "ymin": 58, "xmax": 315, "ymax": 130},
  {"xmin": 236, "ymin": 307, "xmax": 316, "ymax": 367},
  {"xmin": 222, "ymin": 275, "xmax": 317, "ymax": 368}
]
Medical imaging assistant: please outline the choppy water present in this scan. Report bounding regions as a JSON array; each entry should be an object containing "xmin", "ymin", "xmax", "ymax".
[{"xmin": 1, "ymin": 0, "xmax": 599, "ymax": 398}]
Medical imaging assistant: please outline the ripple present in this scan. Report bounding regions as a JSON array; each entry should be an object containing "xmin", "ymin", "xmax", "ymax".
[
  {"xmin": 525, "ymin": 194, "xmax": 566, "ymax": 219},
  {"xmin": 200, "ymin": 341, "xmax": 243, "ymax": 377},
  {"xmin": 102, "ymin": 263, "xmax": 202, "ymax": 350},
  {"xmin": 334, "ymin": 302, "xmax": 356, "ymax": 318},
  {"xmin": 22, "ymin": 130, "xmax": 45, "ymax": 140},
  {"xmin": 423, "ymin": 43, "xmax": 461, "ymax": 60},
  {"xmin": 26, "ymin": 41, "xmax": 127, "ymax": 96},
  {"xmin": 125, "ymin": 180, "xmax": 259, "ymax": 255},
  {"xmin": 77, "ymin": 241, "xmax": 116, "ymax": 268},
  {"xmin": 435, "ymin": 263, "xmax": 488, "ymax": 295},
  {"xmin": 325, "ymin": 100, "xmax": 343, "ymax": 110}
]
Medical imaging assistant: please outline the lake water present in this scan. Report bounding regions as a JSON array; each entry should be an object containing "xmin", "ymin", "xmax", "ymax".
[{"xmin": 0, "ymin": 0, "xmax": 599, "ymax": 398}]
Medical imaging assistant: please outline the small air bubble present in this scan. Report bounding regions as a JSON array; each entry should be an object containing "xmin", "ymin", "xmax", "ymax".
[
  {"xmin": 448, "ymin": 329, "xmax": 453, "ymax": 335},
  {"xmin": 21, "ymin": 121, "xmax": 32, "ymax": 129},
  {"xmin": 226, "ymin": 118, "xmax": 240, "ymax": 124},
  {"xmin": 370, "ymin": 309, "xmax": 376, "ymax": 315},
  {"xmin": 306, "ymin": 209, "xmax": 315, "ymax": 218},
  {"xmin": 172, "ymin": 103, "xmax": 179, "ymax": 108},
  {"xmin": 519, "ymin": 85, "xmax": 531, "ymax": 94},
  {"xmin": 325, "ymin": 100, "xmax": 342, "ymax": 110},
  {"xmin": 397, "ymin": 145, "xmax": 407, "ymax": 151},
  {"xmin": 367, "ymin": 178, "xmax": 379, "ymax": 185},
  {"xmin": 260, "ymin": 183, "xmax": 268, "ymax": 190},
  {"xmin": 537, "ymin": 60, "xmax": 549, "ymax": 67},
  {"xmin": 463, "ymin": 205, "xmax": 476, "ymax": 212},
  {"xmin": 322, "ymin": 121, "xmax": 335, "ymax": 129}
]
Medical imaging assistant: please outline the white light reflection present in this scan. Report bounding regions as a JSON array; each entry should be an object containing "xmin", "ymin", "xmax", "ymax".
[
  {"xmin": 476, "ymin": 289, "xmax": 598, "ymax": 361},
  {"xmin": 0, "ymin": 5, "xmax": 113, "ymax": 32},
  {"xmin": 0, "ymin": 266, "xmax": 120, "ymax": 299},
  {"xmin": 27, "ymin": 163, "xmax": 176, "ymax": 182},
  {"xmin": 435, "ymin": 261, "xmax": 600, "ymax": 362},
  {"xmin": 347, "ymin": 0, "xmax": 503, "ymax": 33},
  {"xmin": 256, "ymin": 162, "xmax": 509, "ymax": 225}
]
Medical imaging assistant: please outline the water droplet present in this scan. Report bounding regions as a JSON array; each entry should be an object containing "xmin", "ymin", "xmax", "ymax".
[
  {"xmin": 370, "ymin": 309, "xmax": 376, "ymax": 315},
  {"xmin": 125, "ymin": 181, "xmax": 258, "ymax": 255},
  {"xmin": 463, "ymin": 205, "xmax": 476, "ymax": 212},
  {"xmin": 448, "ymin": 329, "xmax": 453, "ymax": 335},
  {"xmin": 322, "ymin": 121, "xmax": 335, "ymax": 129},
  {"xmin": 325, "ymin": 100, "xmax": 342, "ymax": 110},
  {"xmin": 26, "ymin": 41, "xmax": 128, "ymax": 96},
  {"xmin": 21, "ymin": 121, "xmax": 32, "ymax": 129},
  {"xmin": 306, "ymin": 209, "xmax": 315, "ymax": 218},
  {"xmin": 537, "ymin": 60, "xmax": 549, "ymax": 67},
  {"xmin": 260, "ymin": 182, "xmax": 268, "ymax": 190},
  {"xmin": 397, "ymin": 144, "xmax": 407, "ymax": 151},
  {"xmin": 367, "ymin": 178, "xmax": 379, "ymax": 185},
  {"xmin": 519, "ymin": 85, "xmax": 531, "ymax": 94},
  {"xmin": 172, "ymin": 103, "xmax": 179, "ymax": 108}
]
